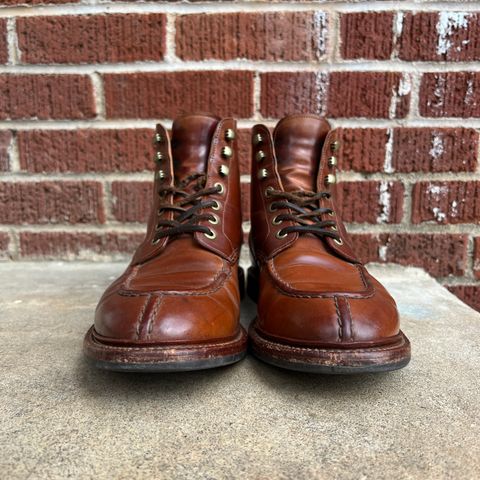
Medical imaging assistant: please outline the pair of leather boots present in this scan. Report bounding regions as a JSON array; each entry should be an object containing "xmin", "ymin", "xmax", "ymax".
[{"xmin": 84, "ymin": 114, "xmax": 411, "ymax": 374}]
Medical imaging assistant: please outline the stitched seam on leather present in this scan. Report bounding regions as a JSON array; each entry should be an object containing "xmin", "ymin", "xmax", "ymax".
[
  {"xmin": 334, "ymin": 296, "xmax": 342, "ymax": 342},
  {"xmin": 118, "ymin": 267, "xmax": 233, "ymax": 297},
  {"xmin": 252, "ymin": 327, "xmax": 407, "ymax": 353},
  {"xmin": 345, "ymin": 298, "xmax": 355, "ymax": 341},
  {"xmin": 146, "ymin": 296, "xmax": 163, "ymax": 337},
  {"xmin": 267, "ymin": 259, "xmax": 375, "ymax": 299},
  {"xmin": 135, "ymin": 295, "xmax": 151, "ymax": 339}
]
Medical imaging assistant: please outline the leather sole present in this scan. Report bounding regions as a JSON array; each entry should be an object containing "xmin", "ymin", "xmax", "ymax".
[
  {"xmin": 83, "ymin": 326, "xmax": 248, "ymax": 372},
  {"xmin": 249, "ymin": 321, "xmax": 411, "ymax": 374}
]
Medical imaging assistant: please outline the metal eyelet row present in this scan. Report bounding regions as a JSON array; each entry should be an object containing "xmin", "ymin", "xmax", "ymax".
[
  {"xmin": 204, "ymin": 183, "xmax": 225, "ymax": 240},
  {"xmin": 154, "ymin": 133, "xmax": 167, "ymax": 183}
]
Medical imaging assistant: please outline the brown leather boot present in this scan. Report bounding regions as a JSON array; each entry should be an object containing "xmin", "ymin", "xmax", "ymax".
[
  {"xmin": 84, "ymin": 114, "xmax": 247, "ymax": 371},
  {"xmin": 247, "ymin": 115, "xmax": 411, "ymax": 373}
]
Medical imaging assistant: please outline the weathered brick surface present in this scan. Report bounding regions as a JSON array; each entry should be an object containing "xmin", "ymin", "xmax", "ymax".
[
  {"xmin": 338, "ymin": 128, "xmax": 388, "ymax": 172},
  {"xmin": 176, "ymin": 12, "xmax": 327, "ymax": 61},
  {"xmin": 447, "ymin": 285, "xmax": 480, "ymax": 312},
  {"xmin": 338, "ymin": 181, "xmax": 404, "ymax": 224},
  {"xmin": 340, "ymin": 12, "xmax": 394, "ymax": 60},
  {"xmin": 17, "ymin": 14, "xmax": 166, "ymax": 64},
  {"xmin": 412, "ymin": 181, "xmax": 480, "ymax": 224},
  {"xmin": 2, "ymin": 0, "xmax": 73, "ymax": 4},
  {"xmin": 260, "ymin": 72, "xmax": 322, "ymax": 119},
  {"xmin": 111, "ymin": 181, "xmax": 152, "ymax": 223},
  {"xmin": 104, "ymin": 71, "xmax": 254, "ymax": 119},
  {"xmin": 328, "ymin": 72, "xmax": 410, "ymax": 119},
  {"xmin": 238, "ymin": 128, "xmax": 251, "ymax": 175},
  {"xmin": 392, "ymin": 128, "xmax": 478, "ymax": 172},
  {"xmin": 0, "ymin": 181, "xmax": 105, "ymax": 225},
  {"xmin": 19, "ymin": 231, "xmax": 144, "ymax": 258},
  {"xmin": 399, "ymin": 12, "xmax": 480, "ymax": 61},
  {"xmin": 0, "ymin": 75, "xmax": 95, "ymax": 120},
  {"xmin": 18, "ymin": 129, "xmax": 154, "ymax": 173},
  {"xmin": 0, "ymin": 19, "xmax": 7, "ymax": 65},
  {"xmin": 420, "ymin": 72, "xmax": 480, "ymax": 118},
  {"xmin": 0, "ymin": 232, "xmax": 10, "ymax": 258},
  {"xmin": 474, "ymin": 237, "xmax": 480, "ymax": 280},
  {"xmin": 0, "ymin": 131, "xmax": 12, "ymax": 171},
  {"xmin": 350, "ymin": 233, "xmax": 468, "ymax": 277},
  {"xmin": 241, "ymin": 182, "xmax": 250, "ymax": 222}
]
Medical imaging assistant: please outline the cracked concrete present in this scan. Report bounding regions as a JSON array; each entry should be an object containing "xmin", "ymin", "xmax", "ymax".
[{"xmin": 1, "ymin": 262, "xmax": 479, "ymax": 479}]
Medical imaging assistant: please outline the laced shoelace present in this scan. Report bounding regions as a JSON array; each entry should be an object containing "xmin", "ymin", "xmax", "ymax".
[
  {"xmin": 268, "ymin": 189, "xmax": 341, "ymax": 241},
  {"xmin": 152, "ymin": 173, "xmax": 220, "ymax": 244}
]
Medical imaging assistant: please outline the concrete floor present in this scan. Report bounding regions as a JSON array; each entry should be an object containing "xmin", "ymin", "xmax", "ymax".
[{"xmin": 1, "ymin": 261, "xmax": 479, "ymax": 479}]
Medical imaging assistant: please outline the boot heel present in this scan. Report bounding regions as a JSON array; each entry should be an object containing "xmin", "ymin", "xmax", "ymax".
[{"xmin": 246, "ymin": 266, "xmax": 260, "ymax": 303}]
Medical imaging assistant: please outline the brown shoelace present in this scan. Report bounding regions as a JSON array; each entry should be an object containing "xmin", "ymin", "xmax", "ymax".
[
  {"xmin": 268, "ymin": 189, "xmax": 340, "ymax": 240},
  {"xmin": 153, "ymin": 173, "xmax": 220, "ymax": 243}
]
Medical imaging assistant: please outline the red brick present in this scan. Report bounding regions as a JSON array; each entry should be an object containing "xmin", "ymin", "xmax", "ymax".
[
  {"xmin": 351, "ymin": 233, "xmax": 468, "ymax": 277},
  {"xmin": 392, "ymin": 128, "xmax": 478, "ymax": 172},
  {"xmin": 241, "ymin": 181, "xmax": 250, "ymax": 222},
  {"xmin": 446, "ymin": 285, "xmax": 480, "ymax": 312},
  {"xmin": 176, "ymin": 12, "xmax": 327, "ymax": 61},
  {"xmin": 412, "ymin": 181, "xmax": 480, "ymax": 224},
  {"xmin": 18, "ymin": 129, "xmax": 154, "ymax": 173},
  {"xmin": 17, "ymin": 14, "xmax": 166, "ymax": 64},
  {"xmin": 111, "ymin": 181, "xmax": 152, "ymax": 223},
  {"xmin": 104, "ymin": 71, "xmax": 254, "ymax": 119},
  {"xmin": 399, "ymin": 12, "xmax": 480, "ymax": 61},
  {"xmin": 2, "ymin": 0, "xmax": 73, "ymax": 4},
  {"xmin": 0, "ymin": 74, "xmax": 95, "ymax": 120},
  {"xmin": 0, "ymin": 181, "xmax": 104, "ymax": 224},
  {"xmin": 0, "ymin": 19, "xmax": 7, "ymax": 65},
  {"xmin": 260, "ymin": 72, "xmax": 325, "ymax": 118},
  {"xmin": 0, "ymin": 232, "xmax": 10, "ymax": 259},
  {"xmin": 328, "ymin": 72, "xmax": 410, "ymax": 119},
  {"xmin": 475, "ymin": 237, "xmax": 480, "ymax": 280},
  {"xmin": 338, "ymin": 128, "xmax": 388, "ymax": 172},
  {"xmin": 419, "ymin": 72, "xmax": 480, "ymax": 117},
  {"xmin": 238, "ymin": 128, "xmax": 251, "ymax": 175},
  {"xmin": 19, "ymin": 231, "xmax": 144, "ymax": 258},
  {"xmin": 337, "ymin": 181, "xmax": 404, "ymax": 224},
  {"xmin": 0, "ymin": 131, "xmax": 12, "ymax": 171},
  {"xmin": 340, "ymin": 12, "xmax": 394, "ymax": 60}
]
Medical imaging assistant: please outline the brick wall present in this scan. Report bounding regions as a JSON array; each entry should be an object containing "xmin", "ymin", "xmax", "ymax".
[{"xmin": 0, "ymin": 1, "xmax": 479, "ymax": 312}]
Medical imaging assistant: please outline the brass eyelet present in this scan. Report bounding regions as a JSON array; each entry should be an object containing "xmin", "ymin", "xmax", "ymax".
[
  {"xmin": 330, "ymin": 140, "xmax": 340, "ymax": 152},
  {"xmin": 212, "ymin": 200, "xmax": 221, "ymax": 211},
  {"xmin": 256, "ymin": 150, "xmax": 266, "ymax": 162},
  {"xmin": 276, "ymin": 230, "xmax": 288, "ymax": 239},
  {"xmin": 325, "ymin": 174, "xmax": 336, "ymax": 186},
  {"xmin": 331, "ymin": 225, "xmax": 338, "ymax": 231},
  {"xmin": 272, "ymin": 215, "xmax": 282, "ymax": 226},
  {"xmin": 253, "ymin": 133, "xmax": 263, "ymax": 146},
  {"xmin": 208, "ymin": 214, "xmax": 219, "ymax": 225},
  {"xmin": 334, "ymin": 238, "xmax": 344, "ymax": 246},
  {"xmin": 265, "ymin": 186, "xmax": 274, "ymax": 197},
  {"xmin": 328, "ymin": 211, "xmax": 335, "ymax": 217},
  {"xmin": 204, "ymin": 229, "xmax": 216, "ymax": 240},
  {"xmin": 225, "ymin": 129, "xmax": 235, "ymax": 141},
  {"xmin": 151, "ymin": 238, "xmax": 161, "ymax": 245},
  {"xmin": 221, "ymin": 146, "xmax": 233, "ymax": 158},
  {"xmin": 328, "ymin": 156, "xmax": 337, "ymax": 167},
  {"xmin": 156, "ymin": 170, "xmax": 166, "ymax": 180},
  {"xmin": 219, "ymin": 165, "xmax": 229, "ymax": 177},
  {"xmin": 214, "ymin": 182, "xmax": 225, "ymax": 194},
  {"xmin": 258, "ymin": 168, "xmax": 268, "ymax": 180},
  {"xmin": 153, "ymin": 133, "xmax": 163, "ymax": 144},
  {"xmin": 268, "ymin": 203, "xmax": 277, "ymax": 213}
]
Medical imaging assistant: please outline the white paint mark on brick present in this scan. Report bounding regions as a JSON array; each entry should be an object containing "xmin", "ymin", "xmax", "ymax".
[
  {"xmin": 313, "ymin": 11, "xmax": 327, "ymax": 61},
  {"xmin": 427, "ymin": 184, "xmax": 448, "ymax": 198},
  {"xmin": 394, "ymin": 12, "xmax": 404, "ymax": 39},
  {"xmin": 389, "ymin": 74, "xmax": 411, "ymax": 119},
  {"xmin": 465, "ymin": 78, "xmax": 475, "ymax": 106},
  {"xmin": 377, "ymin": 181, "xmax": 391, "ymax": 224},
  {"xmin": 430, "ymin": 74, "xmax": 446, "ymax": 109},
  {"xmin": 384, "ymin": 128, "xmax": 394, "ymax": 173},
  {"xmin": 432, "ymin": 207, "xmax": 446, "ymax": 222},
  {"xmin": 315, "ymin": 71, "xmax": 328, "ymax": 116},
  {"xmin": 451, "ymin": 200, "xmax": 459, "ymax": 217},
  {"xmin": 436, "ymin": 12, "xmax": 470, "ymax": 56},
  {"xmin": 6, "ymin": 18, "xmax": 20, "ymax": 64},
  {"xmin": 429, "ymin": 132, "xmax": 444, "ymax": 162},
  {"xmin": 378, "ymin": 244, "xmax": 388, "ymax": 262}
]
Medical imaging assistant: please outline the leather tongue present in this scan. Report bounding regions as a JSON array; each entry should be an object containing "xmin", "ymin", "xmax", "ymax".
[
  {"xmin": 171, "ymin": 114, "xmax": 220, "ymax": 182},
  {"xmin": 273, "ymin": 115, "xmax": 331, "ymax": 191}
]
